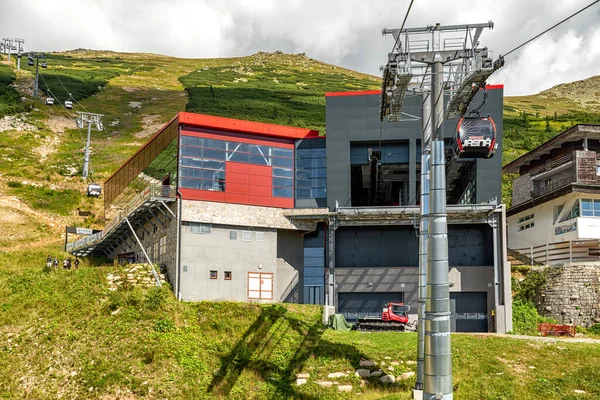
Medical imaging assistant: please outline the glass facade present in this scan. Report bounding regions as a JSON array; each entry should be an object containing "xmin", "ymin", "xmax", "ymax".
[
  {"xmin": 179, "ymin": 135, "xmax": 294, "ymax": 198},
  {"xmin": 296, "ymin": 146, "xmax": 326, "ymax": 200}
]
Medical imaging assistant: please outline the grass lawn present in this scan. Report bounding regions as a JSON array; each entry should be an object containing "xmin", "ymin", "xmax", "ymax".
[{"xmin": 0, "ymin": 247, "xmax": 599, "ymax": 400}]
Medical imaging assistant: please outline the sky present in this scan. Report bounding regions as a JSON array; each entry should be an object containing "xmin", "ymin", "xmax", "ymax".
[{"xmin": 1, "ymin": 0, "xmax": 599, "ymax": 96}]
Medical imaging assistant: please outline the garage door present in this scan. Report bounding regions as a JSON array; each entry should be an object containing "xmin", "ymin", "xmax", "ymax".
[
  {"xmin": 450, "ymin": 292, "xmax": 488, "ymax": 332},
  {"xmin": 338, "ymin": 292, "xmax": 403, "ymax": 321}
]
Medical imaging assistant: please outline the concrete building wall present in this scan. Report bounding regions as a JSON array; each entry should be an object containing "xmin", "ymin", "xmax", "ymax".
[
  {"xmin": 508, "ymin": 192, "xmax": 600, "ymax": 250},
  {"xmin": 179, "ymin": 223, "xmax": 304, "ymax": 302}
]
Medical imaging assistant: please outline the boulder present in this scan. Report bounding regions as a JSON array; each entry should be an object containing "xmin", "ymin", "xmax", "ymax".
[
  {"xmin": 355, "ymin": 369, "xmax": 371, "ymax": 378},
  {"xmin": 380, "ymin": 375, "xmax": 395, "ymax": 384},
  {"xmin": 370, "ymin": 370, "xmax": 383, "ymax": 377},
  {"xmin": 337, "ymin": 385, "xmax": 353, "ymax": 392},
  {"xmin": 316, "ymin": 381, "xmax": 333, "ymax": 388},
  {"xmin": 359, "ymin": 358, "xmax": 376, "ymax": 368},
  {"xmin": 328, "ymin": 372, "xmax": 346, "ymax": 378},
  {"xmin": 296, "ymin": 373, "xmax": 310, "ymax": 379},
  {"xmin": 398, "ymin": 371, "xmax": 415, "ymax": 380},
  {"xmin": 296, "ymin": 378, "xmax": 307, "ymax": 385}
]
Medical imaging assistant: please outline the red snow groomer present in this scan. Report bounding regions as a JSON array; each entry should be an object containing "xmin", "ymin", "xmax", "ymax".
[{"xmin": 354, "ymin": 302, "xmax": 411, "ymax": 331}]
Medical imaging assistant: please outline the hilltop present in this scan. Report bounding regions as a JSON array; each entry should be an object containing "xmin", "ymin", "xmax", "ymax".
[{"xmin": 0, "ymin": 49, "xmax": 379, "ymax": 251}]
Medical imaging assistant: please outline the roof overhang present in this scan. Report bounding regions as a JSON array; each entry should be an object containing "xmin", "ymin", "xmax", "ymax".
[{"xmin": 503, "ymin": 124, "xmax": 600, "ymax": 174}]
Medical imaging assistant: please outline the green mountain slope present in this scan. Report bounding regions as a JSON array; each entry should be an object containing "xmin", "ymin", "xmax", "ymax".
[{"xmin": 1, "ymin": 252, "xmax": 599, "ymax": 399}]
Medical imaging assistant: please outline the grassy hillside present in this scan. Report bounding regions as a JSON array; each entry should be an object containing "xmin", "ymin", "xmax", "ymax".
[{"xmin": 1, "ymin": 249, "xmax": 599, "ymax": 400}]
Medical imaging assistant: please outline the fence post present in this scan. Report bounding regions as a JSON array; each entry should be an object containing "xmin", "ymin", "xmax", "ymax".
[
  {"xmin": 545, "ymin": 243, "xmax": 549, "ymax": 265},
  {"xmin": 530, "ymin": 246, "xmax": 534, "ymax": 266}
]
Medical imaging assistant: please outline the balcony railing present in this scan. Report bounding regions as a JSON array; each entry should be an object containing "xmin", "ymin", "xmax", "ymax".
[
  {"xmin": 531, "ymin": 177, "xmax": 574, "ymax": 198},
  {"xmin": 68, "ymin": 184, "xmax": 176, "ymax": 253},
  {"xmin": 528, "ymin": 152, "xmax": 573, "ymax": 177}
]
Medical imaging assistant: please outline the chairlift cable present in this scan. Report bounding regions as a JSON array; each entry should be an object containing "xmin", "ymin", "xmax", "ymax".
[
  {"xmin": 38, "ymin": 72, "xmax": 86, "ymax": 145},
  {"xmin": 503, "ymin": 0, "xmax": 600, "ymax": 57},
  {"xmin": 390, "ymin": 0, "xmax": 415, "ymax": 57}
]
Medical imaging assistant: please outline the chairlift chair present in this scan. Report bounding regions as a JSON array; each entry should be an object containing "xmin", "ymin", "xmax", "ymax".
[
  {"xmin": 27, "ymin": 58, "xmax": 34, "ymax": 66},
  {"xmin": 65, "ymin": 100, "xmax": 73, "ymax": 109},
  {"xmin": 41, "ymin": 61, "xmax": 47, "ymax": 68},
  {"xmin": 87, "ymin": 183, "xmax": 102, "ymax": 198}
]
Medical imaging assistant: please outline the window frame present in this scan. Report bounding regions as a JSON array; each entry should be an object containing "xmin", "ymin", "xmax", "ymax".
[
  {"xmin": 224, "ymin": 271, "xmax": 232, "ymax": 280},
  {"xmin": 210, "ymin": 270, "xmax": 218, "ymax": 279}
]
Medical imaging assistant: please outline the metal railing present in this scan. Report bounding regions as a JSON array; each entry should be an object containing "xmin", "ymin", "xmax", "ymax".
[
  {"xmin": 529, "ymin": 152, "xmax": 573, "ymax": 177},
  {"xmin": 531, "ymin": 177, "xmax": 574, "ymax": 198},
  {"xmin": 68, "ymin": 184, "xmax": 176, "ymax": 253},
  {"xmin": 513, "ymin": 239, "xmax": 600, "ymax": 266}
]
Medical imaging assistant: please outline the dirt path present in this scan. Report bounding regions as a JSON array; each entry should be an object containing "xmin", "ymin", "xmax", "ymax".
[{"xmin": 462, "ymin": 332, "xmax": 600, "ymax": 344}]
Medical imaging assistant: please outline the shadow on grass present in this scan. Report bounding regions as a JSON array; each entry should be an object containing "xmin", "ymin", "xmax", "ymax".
[{"xmin": 208, "ymin": 304, "xmax": 366, "ymax": 398}]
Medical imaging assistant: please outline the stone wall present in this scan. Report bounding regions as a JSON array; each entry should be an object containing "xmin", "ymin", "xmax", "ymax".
[
  {"xmin": 534, "ymin": 265, "xmax": 600, "ymax": 327},
  {"xmin": 512, "ymin": 173, "xmax": 533, "ymax": 206}
]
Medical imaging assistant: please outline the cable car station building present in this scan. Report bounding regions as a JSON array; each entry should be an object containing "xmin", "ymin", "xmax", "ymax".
[{"xmin": 68, "ymin": 87, "xmax": 512, "ymax": 333}]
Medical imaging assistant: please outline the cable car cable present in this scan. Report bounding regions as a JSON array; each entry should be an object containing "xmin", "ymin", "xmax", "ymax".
[
  {"xmin": 389, "ymin": 0, "xmax": 415, "ymax": 57},
  {"xmin": 503, "ymin": 0, "xmax": 600, "ymax": 57}
]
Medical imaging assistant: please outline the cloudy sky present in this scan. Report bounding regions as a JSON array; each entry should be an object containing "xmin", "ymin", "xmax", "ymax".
[{"xmin": 1, "ymin": 0, "xmax": 599, "ymax": 96}]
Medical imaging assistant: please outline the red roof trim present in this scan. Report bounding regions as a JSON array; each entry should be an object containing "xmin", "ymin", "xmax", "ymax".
[
  {"xmin": 178, "ymin": 112, "xmax": 319, "ymax": 140},
  {"xmin": 325, "ymin": 90, "xmax": 381, "ymax": 97},
  {"xmin": 485, "ymin": 84, "xmax": 504, "ymax": 90}
]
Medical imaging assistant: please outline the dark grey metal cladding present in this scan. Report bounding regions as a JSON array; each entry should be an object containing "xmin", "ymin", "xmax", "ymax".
[
  {"xmin": 475, "ymin": 87, "xmax": 503, "ymax": 204},
  {"xmin": 338, "ymin": 291, "xmax": 404, "ymax": 319},
  {"xmin": 335, "ymin": 224, "xmax": 492, "ymax": 268},
  {"xmin": 325, "ymin": 89, "xmax": 503, "ymax": 209}
]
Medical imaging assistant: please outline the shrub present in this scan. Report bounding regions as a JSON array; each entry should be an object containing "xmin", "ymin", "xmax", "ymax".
[{"xmin": 589, "ymin": 324, "xmax": 600, "ymax": 335}]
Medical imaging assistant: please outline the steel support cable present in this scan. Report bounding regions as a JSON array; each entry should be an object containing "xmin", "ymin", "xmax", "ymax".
[
  {"xmin": 390, "ymin": 0, "xmax": 416, "ymax": 55},
  {"xmin": 38, "ymin": 72, "xmax": 86, "ymax": 144},
  {"xmin": 503, "ymin": 0, "xmax": 600, "ymax": 57}
]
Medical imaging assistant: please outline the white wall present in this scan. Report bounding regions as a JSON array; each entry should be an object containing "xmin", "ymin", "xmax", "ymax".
[{"xmin": 508, "ymin": 193, "xmax": 600, "ymax": 250}]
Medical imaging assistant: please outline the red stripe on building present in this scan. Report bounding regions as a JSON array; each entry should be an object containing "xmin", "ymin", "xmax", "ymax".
[{"xmin": 179, "ymin": 112, "xmax": 319, "ymax": 140}]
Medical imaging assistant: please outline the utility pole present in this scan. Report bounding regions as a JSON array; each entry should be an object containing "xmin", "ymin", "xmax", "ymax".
[
  {"xmin": 2, "ymin": 38, "xmax": 14, "ymax": 61},
  {"xmin": 381, "ymin": 22, "xmax": 498, "ymax": 400},
  {"xmin": 14, "ymin": 38, "xmax": 25, "ymax": 70},
  {"xmin": 30, "ymin": 52, "xmax": 46, "ymax": 98},
  {"xmin": 415, "ymin": 91, "xmax": 431, "ymax": 392},
  {"xmin": 76, "ymin": 112, "xmax": 104, "ymax": 179}
]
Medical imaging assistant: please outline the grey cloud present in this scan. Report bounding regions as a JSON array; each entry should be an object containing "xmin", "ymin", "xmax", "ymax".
[{"xmin": 0, "ymin": 0, "xmax": 598, "ymax": 95}]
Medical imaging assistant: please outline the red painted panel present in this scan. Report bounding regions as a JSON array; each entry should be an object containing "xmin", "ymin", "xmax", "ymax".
[
  {"xmin": 227, "ymin": 162, "xmax": 250, "ymax": 174},
  {"xmin": 271, "ymin": 197, "xmax": 294, "ymax": 208},
  {"xmin": 226, "ymin": 193, "xmax": 249, "ymax": 203},
  {"xmin": 484, "ymin": 84, "xmax": 504, "ymax": 90},
  {"xmin": 227, "ymin": 182, "xmax": 249, "ymax": 195},
  {"xmin": 249, "ymin": 185, "xmax": 271, "ymax": 197},
  {"xmin": 180, "ymin": 188, "xmax": 226, "ymax": 202},
  {"xmin": 178, "ymin": 112, "xmax": 320, "ymax": 140},
  {"xmin": 249, "ymin": 195, "xmax": 272, "ymax": 207},
  {"xmin": 246, "ymin": 163, "xmax": 272, "ymax": 177},
  {"xmin": 248, "ymin": 174, "xmax": 271, "ymax": 187},
  {"xmin": 227, "ymin": 172, "xmax": 248, "ymax": 184}
]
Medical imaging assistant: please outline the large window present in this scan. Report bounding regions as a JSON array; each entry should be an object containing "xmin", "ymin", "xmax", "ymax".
[
  {"xmin": 179, "ymin": 135, "xmax": 294, "ymax": 198},
  {"xmin": 581, "ymin": 199, "xmax": 600, "ymax": 217},
  {"xmin": 296, "ymin": 146, "xmax": 326, "ymax": 200}
]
